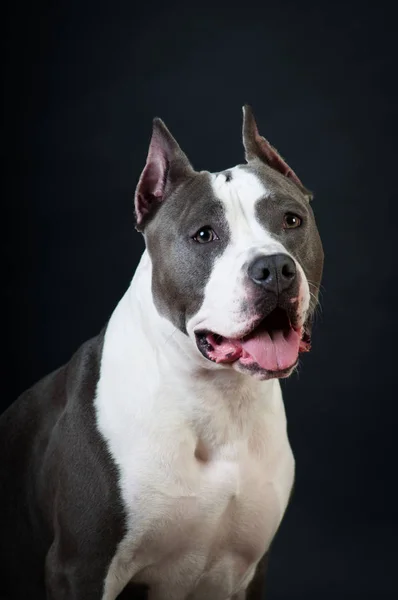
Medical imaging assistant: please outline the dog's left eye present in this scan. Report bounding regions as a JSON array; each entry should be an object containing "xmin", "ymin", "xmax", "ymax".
[
  {"xmin": 283, "ymin": 213, "xmax": 302, "ymax": 229},
  {"xmin": 193, "ymin": 227, "xmax": 218, "ymax": 243}
]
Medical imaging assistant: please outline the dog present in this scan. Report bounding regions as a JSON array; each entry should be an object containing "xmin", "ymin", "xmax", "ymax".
[{"xmin": 0, "ymin": 105, "xmax": 324, "ymax": 600}]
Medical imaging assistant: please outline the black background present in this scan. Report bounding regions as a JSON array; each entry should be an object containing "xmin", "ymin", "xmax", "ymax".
[{"xmin": 3, "ymin": 0, "xmax": 397, "ymax": 598}]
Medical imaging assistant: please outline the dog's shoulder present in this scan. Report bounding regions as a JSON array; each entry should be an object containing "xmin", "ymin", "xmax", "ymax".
[{"xmin": 0, "ymin": 328, "xmax": 114, "ymax": 507}]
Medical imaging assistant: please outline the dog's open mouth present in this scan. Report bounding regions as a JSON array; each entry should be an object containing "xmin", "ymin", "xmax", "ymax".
[{"xmin": 195, "ymin": 307, "xmax": 311, "ymax": 373}]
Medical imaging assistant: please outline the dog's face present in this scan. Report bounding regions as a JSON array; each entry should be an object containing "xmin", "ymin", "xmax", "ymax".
[{"xmin": 135, "ymin": 106, "xmax": 323, "ymax": 380}]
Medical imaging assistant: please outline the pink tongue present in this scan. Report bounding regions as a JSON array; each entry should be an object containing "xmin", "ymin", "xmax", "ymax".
[{"xmin": 241, "ymin": 328, "xmax": 300, "ymax": 371}]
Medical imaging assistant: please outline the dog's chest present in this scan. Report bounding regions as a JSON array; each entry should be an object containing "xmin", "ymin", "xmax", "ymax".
[{"xmin": 102, "ymin": 396, "xmax": 294, "ymax": 600}]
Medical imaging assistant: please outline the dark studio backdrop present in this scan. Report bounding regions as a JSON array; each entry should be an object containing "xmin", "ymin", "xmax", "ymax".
[{"xmin": 3, "ymin": 0, "xmax": 397, "ymax": 598}]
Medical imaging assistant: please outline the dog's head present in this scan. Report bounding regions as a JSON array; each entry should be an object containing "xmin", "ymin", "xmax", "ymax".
[{"xmin": 134, "ymin": 106, "xmax": 324, "ymax": 380}]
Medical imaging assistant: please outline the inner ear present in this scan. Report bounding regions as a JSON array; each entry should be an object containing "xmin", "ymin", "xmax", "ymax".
[
  {"xmin": 134, "ymin": 118, "xmax": 193, "ymax": 231},
  {"xmin": 242, "ymin": 104, "xmax": 305, "ymax": 190}
]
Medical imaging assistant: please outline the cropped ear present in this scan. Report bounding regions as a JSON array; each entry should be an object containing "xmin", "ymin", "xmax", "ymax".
[
  {"xmin": 242, "ymin": 104, "xmax": 305, "ymax": 191},
  {"xmin": 134, "ymin": 118, "xmax": 194, "ymax": 231}
]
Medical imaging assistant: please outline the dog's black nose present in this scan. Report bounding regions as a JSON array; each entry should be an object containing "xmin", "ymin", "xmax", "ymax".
[{"xmin": 248, "ymin": 254, "xmax": 297, "ymax": 294}]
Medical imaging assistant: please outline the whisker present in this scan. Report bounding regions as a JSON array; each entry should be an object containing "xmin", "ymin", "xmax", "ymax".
[{"xmin": 306, "ymin": 279, "xmax": 326, "ymax": 289}]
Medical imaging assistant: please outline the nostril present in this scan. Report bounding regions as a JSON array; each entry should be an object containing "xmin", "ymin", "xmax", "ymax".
[
  {"xmin": 282, "ymin": 263, "xmax": 295, "ymax": 279},
  {"xmin": 249, "ymin": 259, "xmax": 271, "ymax": 283}
]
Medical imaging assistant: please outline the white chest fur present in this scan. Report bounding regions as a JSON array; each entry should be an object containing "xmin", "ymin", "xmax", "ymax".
[{"xmin": 95, "ymin": 258, "xmax": 295, "ymax": 600}]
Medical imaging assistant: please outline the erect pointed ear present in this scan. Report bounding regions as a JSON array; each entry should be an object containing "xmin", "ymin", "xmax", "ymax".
[
  {"xmin": 134, "ymin": 118, "xmax": 194, "ymax": 231},
  {"xmin": 242, "ymin": 104, "xmax": 306, "ymax": 191}
]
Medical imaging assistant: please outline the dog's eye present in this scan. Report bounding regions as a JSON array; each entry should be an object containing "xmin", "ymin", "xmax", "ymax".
[
  {"xmin": 193, "ymin": 227, "xmax": 218, "ymax": 243},
  {"xmin": 283, "ymin": 213, "xmax": 302, "ymax": 229}
]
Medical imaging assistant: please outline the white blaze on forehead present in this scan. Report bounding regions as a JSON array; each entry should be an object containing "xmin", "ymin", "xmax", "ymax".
[
  {"xmin": 211, "ymin": 167, "xmax": 285, "ymax": 252},
  {"xmin": 212, "ymin": 167, "xmax": 266, "ymax": 204},
  {"xmin": 212, "ymin": 167, "xmax": 269, "ymax": 239}
]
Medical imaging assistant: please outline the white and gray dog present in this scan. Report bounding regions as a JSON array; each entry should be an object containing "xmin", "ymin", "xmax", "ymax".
[{"xmin": 0, "ymin": 106, "xmax": 324, "ymax": 600}]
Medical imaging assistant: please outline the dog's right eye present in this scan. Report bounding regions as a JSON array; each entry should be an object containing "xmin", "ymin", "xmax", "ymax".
[
  {"xmin": 193, "ymin": 227, "xmax": 218, "ymax": 244},
  {"xmin": 283, "ymin": 213, "xmax": 302, "ymax": 229}
]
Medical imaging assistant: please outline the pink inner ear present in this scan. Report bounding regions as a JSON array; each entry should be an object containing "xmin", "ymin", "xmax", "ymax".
[
  {"xmin": 255, "ymin": 133, "xmax": 303, "ymax": 188},
  {"xmin": 135, "ymin": 140, "xmax": 168, "ymax": 225}
]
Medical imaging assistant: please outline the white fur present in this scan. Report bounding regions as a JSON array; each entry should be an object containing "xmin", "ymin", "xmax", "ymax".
[
  {"xmin": 187, "ymin": 167, "xmax": 310, "ymax": 344},
  {"xmin": 96, "ymin": 245, "xmax": 295, "ymax": 600}
]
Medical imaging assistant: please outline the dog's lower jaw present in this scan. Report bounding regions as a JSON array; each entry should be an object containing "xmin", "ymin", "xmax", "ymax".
[{"xmin": 232, "ymin": 359, "xmax": 299, "ymax": 381}]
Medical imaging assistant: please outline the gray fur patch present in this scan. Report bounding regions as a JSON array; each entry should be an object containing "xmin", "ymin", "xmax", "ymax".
[{"xmin": 145, "ymin": 171, "xmax": 231, "ymax": 333}]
